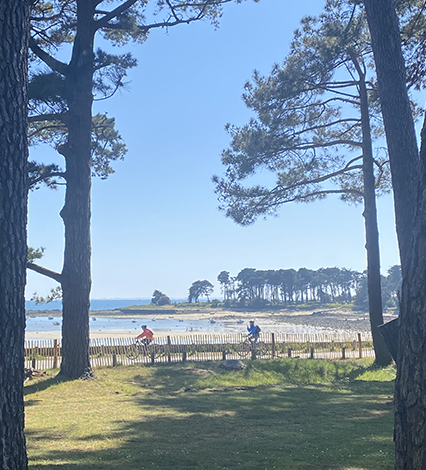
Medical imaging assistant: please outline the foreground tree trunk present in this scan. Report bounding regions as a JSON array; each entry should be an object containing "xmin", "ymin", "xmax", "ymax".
[
  {"xmin": 364, "ymin": 0, "xmax": 424, "ymax": 468},
  {"xmin": 57, "ymin": 0, "xmax": 95, "ymax": 379},
  {"xmin": 394, "ymin": 146, "xmax": 426, "ymax": 468},
  {"xmin": 0, "ymin": 0, "xmax": 29, "ymax": 467},
  {"xmin": 364, "ymin": 0, "xmax": 419, "ymax": 273}
]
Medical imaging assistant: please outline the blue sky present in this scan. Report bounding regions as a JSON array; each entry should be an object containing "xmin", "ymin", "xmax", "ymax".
[{"xmin": 27, "ymin": 0, "xmax": 402, "ymax": 300}]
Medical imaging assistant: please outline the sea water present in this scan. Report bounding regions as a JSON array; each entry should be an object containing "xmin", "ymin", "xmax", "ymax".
[
  {"xmin": 25, "ymin": 315, "xmax": 231, "ymax": 337},
  {"xmin": 25, "ymin": 315, "xmax": 343, "ymax": 339},
  {"xmin": 25, "ymin": 298, "xmax": 187, "ymax": 311}
]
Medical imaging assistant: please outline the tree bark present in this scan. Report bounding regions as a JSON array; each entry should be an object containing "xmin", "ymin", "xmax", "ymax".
[
  {"xmin": 364, "ymin": 1, "xmax": 425, "ymax": 468},
  {"xmin": 57, "ymin": 0, "xmax": 95, "ymax": 379},
  {"xmin": 0, "ymin": 0, "xmax": 29, "ymax": 468},
  {"xmin": 391, "ymin": 116, "xmax": 426, "ymax": 470},
  {"xmin": 357, "ymin": 65, "xmax": 392, "ymax": 366},
  {"xmin": 364, "ymin": 0, "xmax": 419, "ymax": 274}
]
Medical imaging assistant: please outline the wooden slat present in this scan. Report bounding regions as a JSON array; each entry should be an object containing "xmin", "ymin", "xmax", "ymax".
[{"xmin": 22, "ymin": 330, "xmax": 375, "ymax": 369}]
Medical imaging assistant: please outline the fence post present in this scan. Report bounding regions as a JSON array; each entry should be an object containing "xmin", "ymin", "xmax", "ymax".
[
  {"xmin": 112, "ymin": 354, "xmax": 117, "ymax": 367},
  {"xmin": 31, "ymin": 346, "xmax": 38, "ymax": 369},
  {"xmin": 288, "ymin": 348, "xmax": 292, "ymax": 358},
  {"xmin": 342, "ymin": 346, "xmax": 346, "ymax": 359},
  {"xmin": 167, "ymin": 336, "xmax": 172, "ymax": 363},
  {"xmin": 53, "ymin": 339, "xmax": 58, "ymax": 369},
  {"xmin": 222, "ymin": 350, "xmax": 226, "ymax": 360},
  {"xmin": 310, "ymin": 347, "xmax": 314, "ymax": 359},
  {"xmin": 182, "ymin": 350, "xmax": 187, "ymax": 362},
  {"xmin": 151, "ymin": 351, "xmax": 155, "ymax": 364},
  {"xmin": 358, "ymin": 333, "xmax": 362, "ymax": 358},
  {"xmin": 251, "ymin": 345, "xmax": 257, "ymax": 360},
  {"xmin": 271, "ymin": 333, "xmax": 275, "ymax": 359}
]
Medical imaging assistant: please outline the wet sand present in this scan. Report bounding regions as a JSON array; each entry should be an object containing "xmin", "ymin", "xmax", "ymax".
[{"xmin": 25, "ymin": 307, "xmax": 394, "ymax": 340}]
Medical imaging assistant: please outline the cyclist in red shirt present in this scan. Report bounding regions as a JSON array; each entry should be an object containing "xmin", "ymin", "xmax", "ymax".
[{"xmin": 136, "ymin": 325, "xmax": 154, "ymax": 347}]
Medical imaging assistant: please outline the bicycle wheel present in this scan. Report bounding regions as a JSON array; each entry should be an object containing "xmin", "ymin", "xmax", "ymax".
[
  {"xmin": 236, "ymin": 340, "xmax": 251, "ymax": 357},
  {"xmin": 149, "ymin": 343, "xmax": 166, "ymax": 359},
  {"xmin": 126, "ymin": 344, "xmax": 140, "ymax": 360},
  {"xmin": 253, "ymin": 341, "xmax": 266, "ymax": 358}
]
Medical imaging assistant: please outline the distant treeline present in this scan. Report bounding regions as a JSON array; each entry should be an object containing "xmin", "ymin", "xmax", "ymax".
[{"xmin": 217, "ymin": 266, "xmax": 402, "ymax": 311}]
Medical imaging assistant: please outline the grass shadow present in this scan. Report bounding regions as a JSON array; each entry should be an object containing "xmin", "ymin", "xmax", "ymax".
[
  {"xmin": 25, "ymin": 374, "xmax": 70, "ymax": 396},
  {"xmin": 25, "ymin": 360, "xmax": 395, "ymax": 470}
]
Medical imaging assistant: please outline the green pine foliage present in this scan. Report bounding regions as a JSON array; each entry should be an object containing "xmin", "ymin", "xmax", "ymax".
[
  {"xmin": 188, "ymin": 279, "xmax": 214, "ymax": 302},
  {"xmin": 219, "ymin": 265, "xmax": 401, "ymax": 311},
  {"xmin": 151, "ymin": 290, "xmax": 172, "ymax": 306},
  {"xmin": 213, "ymin": 0, "xmax": 392, "ymax": 225}
]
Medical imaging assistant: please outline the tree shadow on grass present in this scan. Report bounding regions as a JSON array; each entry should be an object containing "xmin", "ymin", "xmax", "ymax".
[
  {"xmin": 25, "ymin": 375, "xmax": 70, "ymax": 399},
  {"xmin": 26, "ymin": 363, "xmax": 395, "ymax": 470}
]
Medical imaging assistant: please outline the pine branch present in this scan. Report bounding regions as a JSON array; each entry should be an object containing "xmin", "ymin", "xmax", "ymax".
[
  {"xmin": 29, "ymin": 37, "xmax": 68, "ymax": 75},
  {"xmin": 30, "ymin": 1, "xmax": 72, "ymax": 23},
  {"xmin": 28, "ymin": 113, "xmax": 68, "ymax": 123},
  {"xmin": 268, "ymin": 162, "xmax": 364, "ymax": 199},
  {"xmin": 277, "ymin": 139, "xmax": 363, "ymax": 152},
  {"xmin": 266, "ymin": 188, "xmax": 363, "ymax": 207},
  {"xmin": 29, "ymin": 171, "xmax": 67, "ymax": 188},
  {"xmin": 94, "ymin": 0, "xmax": 139, "ymax": 31},
  {"xmin": 291, "ymin": 117, "xmax": 361, "ymax": 138},
  {"xmin": 94, "ymin": 0, "xmax": 233, "ymax": 34},
  {"xmin": 27, "ymin": 262, "xmax": 63, "ymax": 283},
  {"xmin": 282, "ymin": 96, "xmax": 360, "ymax": 112}
]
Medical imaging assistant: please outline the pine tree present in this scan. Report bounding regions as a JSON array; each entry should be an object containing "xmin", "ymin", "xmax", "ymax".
[
  {"xmin": 28, "ymin": 0, "xmax": 252, "ymax": 378},
  {"xmin": 0, "ymin": 0, "xmax": 29, "ymax": 467},
  {"xmin": 214, "ymin": 1, "xmax": 392, "ymax": 364}
]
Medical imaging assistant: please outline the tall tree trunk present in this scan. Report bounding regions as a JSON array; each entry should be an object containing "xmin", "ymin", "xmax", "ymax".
[
  {"xmin": 0, "ymin": 0, "xmax": 29, "ymax": 467},
  {"xmin": 364, "ymin": 1, "xmax": 424, "ymax": 468},
  {"xmin": 364, "ymin": 0, "xmax": 419, "ymax": 273},
  {"xmin": 393, "ymin": 117, "xmax": 426, "ymax": 468},
  {"xmin": 357, "ymin": 63, "xmax": 392, "ymax": 366},
  {"xmin": 58, "ymin": 0, "xmax": 95, "ymax": 379}
]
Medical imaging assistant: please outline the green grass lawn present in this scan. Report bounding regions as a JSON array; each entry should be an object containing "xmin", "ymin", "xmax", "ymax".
[{"xmin": 24, "ymin": 359, "xmax": 395, "ymax": 470}]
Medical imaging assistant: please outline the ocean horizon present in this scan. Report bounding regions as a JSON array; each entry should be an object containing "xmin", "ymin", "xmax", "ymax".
[{"xmin": 25, "ymin": 298, "xmax": 188, "ymax": 312}]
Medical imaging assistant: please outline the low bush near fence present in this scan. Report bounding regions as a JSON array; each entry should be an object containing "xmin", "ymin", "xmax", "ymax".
[{"xmin": 25, "ymin": 331, "xmax": 374, "ymax": 370}]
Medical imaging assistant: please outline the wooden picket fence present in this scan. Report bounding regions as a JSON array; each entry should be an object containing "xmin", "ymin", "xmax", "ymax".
[{"xmin": 24, "ymin": 331, "xmax": 374, "ymax": 370}]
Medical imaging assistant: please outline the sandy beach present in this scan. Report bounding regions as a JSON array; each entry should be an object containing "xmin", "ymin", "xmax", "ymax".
[{"xmin": 25, "ymin": 307, "xmax": 395, "ymax": 340}]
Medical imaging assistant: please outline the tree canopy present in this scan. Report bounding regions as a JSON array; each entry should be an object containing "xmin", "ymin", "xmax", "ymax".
[
  {"xmin": 219, "ymin": 265, "xmax": 400, "ymax": 311},
  {"xmin": 214, "ymin": 0, "xmax": 390, "ymax": 224},
  {"xmin": 188, "ymin": 280, "xmax": 214, "ymax": 302},
  {"xmin": 151, "ymin": 290, "xmax": 171, "ymax": 306}
]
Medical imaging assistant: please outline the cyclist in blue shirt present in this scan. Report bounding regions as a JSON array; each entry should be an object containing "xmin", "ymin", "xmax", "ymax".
[{"xmin": 247, "ymin": 320, "xmax": 260, "ymax": 345}]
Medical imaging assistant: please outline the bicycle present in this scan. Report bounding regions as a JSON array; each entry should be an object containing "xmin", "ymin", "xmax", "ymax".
[
  {"xmin": 126, "ymin": 339, "xmax": 149, "ymax": 359},
  {"xmin": 236, "ymin": 335, "xmax": 265, "ymax": 357},
  {"xmin": 126, "ymin": 339, "xmax": 166, "ymax": 360}
]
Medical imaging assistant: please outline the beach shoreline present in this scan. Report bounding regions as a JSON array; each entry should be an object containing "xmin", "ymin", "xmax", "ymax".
[{"xmin": 25, "ymin": 306, "xmax": 396, "ymax": 339}]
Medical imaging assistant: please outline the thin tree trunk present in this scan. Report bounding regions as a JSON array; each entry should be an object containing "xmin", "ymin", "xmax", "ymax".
[
  {"xmin": 0, "ymin": 0, "xmax": 29, "ymax": 467},
  {"xmin": 357, "ymin": 62, "xmax": 392, "ymax": 366}
]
